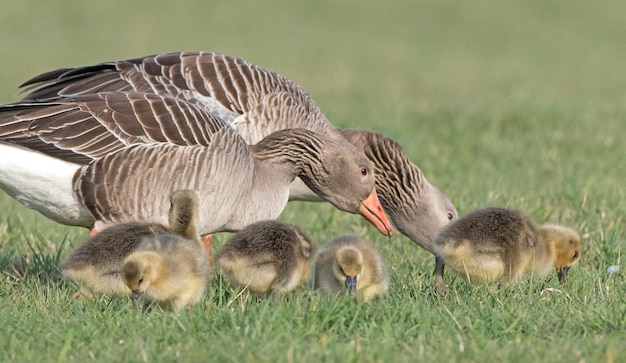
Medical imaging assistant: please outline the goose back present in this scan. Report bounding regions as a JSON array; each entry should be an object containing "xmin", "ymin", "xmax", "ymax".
[
  {"xmin": 74, "ymin": 127, "xmax": 257, "ymax": 233},
  {"xmin": 4, "ymin": 52, "xmax": 443, "ymax": 239},
  {"xmin": 0, "ymin": 92, "xmax": 224, "ymax": 163},
  {"xmin": 20, "ymin": 52, "xmax": 339, "ymax": 143}
]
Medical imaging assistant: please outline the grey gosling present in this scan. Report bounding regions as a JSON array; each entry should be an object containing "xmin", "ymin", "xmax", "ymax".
[
  {"xmin": 214, "ymin": 220, "xmax": 316, "ymax": 298},
  {"xmin": 310, "ymin": 235, "xmax": 388, "ymax": 302}
]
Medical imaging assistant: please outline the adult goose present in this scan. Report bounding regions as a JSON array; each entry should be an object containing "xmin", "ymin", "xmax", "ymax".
[
  {"xmin": 0, "ymin": 92, "xmax": 393, "ymax": 237},
  {"xmin": 3, "ymin": 51, "xmax": 454, "ymax": 251}
]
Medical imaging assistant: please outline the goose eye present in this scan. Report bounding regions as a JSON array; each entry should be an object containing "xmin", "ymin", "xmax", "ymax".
[
  {"xmin": 360, "ymin": 167, "xmax": 368, "ymax": 176},
  {"xmin": 447, "ymin": 212, "xmax": 454, "ymax": 221}
]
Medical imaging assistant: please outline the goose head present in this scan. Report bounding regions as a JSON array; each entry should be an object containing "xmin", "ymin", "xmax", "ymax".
[
  {"xmin": 540, "ymin": 225, "xmax": 582, "ymax": 284},
  {"xmin": 254, "ymin": 128, "xmax": 393, "ymax": 236},
  {"xmin": 340, "ymin": 129, "xmax": 457, "ymax": 251},
  {"xmin": 299, "ymin": 134, "xmax": 393, "ymax": 236},
  {"xmin": 388, "ymin": 183, "xmax": 457, "ymax": 253}
]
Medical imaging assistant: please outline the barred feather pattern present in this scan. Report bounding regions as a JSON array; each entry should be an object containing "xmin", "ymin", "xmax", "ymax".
[
  {"xmin": 251, "ymin": 128, "xmax": 374, "ymax": 209},
  {"xmin": 72, "ymin": 127, "xmax": 372, "ymax": 234},
  {"xmin": 8, "ymin": 51, "xmax": 456, "ymax": 249},
  {"xmin": 340, "ymin": 129, "xmax": 424, "ymax": 208},
  {"xmin": 251, "ymin": 128, "xmax": 326, "ymax": 168},
  {"xmin": 252, "ymin": 127, "xmax": 339, "ymax": 197},
  {"xmin": 0, "ymin": 92, "xmax": 226, "ymax": 163},
  {"xmin": 74, "ymin": 127, "xmax": 255, "ymax": 234},
  {"xmin": 340, "ymin": 128, "xmax": 456, "ymax": 253},
  {"xmin": 20, "ymin": 52, "xmax": 339, "ymax": 145}
]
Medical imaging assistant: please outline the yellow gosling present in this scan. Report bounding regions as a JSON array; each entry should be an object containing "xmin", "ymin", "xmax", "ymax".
[{"xmin": 121, "ymin": 234, "xmax": 207, "ymax": 312}]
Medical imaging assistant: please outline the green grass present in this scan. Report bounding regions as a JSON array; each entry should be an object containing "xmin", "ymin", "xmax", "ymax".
[{"xmin": 1, "ymin": 0, "xmax": 625, "ymax": 362}]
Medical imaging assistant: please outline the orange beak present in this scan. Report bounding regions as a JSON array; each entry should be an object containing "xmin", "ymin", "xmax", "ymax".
[{"xmin": 358, "ymin": 188, "xmax": 393, "ymax": 236}]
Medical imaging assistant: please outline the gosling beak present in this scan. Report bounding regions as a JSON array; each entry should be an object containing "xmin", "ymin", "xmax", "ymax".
[
  {"xmin": 345, "ymin": 275, "xmax": 357, "ymax": 294},
  {"xmin": 132, "ymin": 290, "xmax": 145, "ymax": 306},
  {"xmin": 557, "ymin": 266, "xmax": 570, "ymax": 284},
  {"xmin": 358, "ymin": 188, "xmax": 393, "ymax": 236}
]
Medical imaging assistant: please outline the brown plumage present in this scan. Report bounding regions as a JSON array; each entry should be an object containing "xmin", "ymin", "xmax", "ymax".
[
  {"xmin": 60, "ymin": 190, "xmax": 202, "ymax": 298},
  {"xmin": 310, "ymin": 235, "xmax": 388, "ymax": 302},
  {"xmin": 0, "ymin": 102, "xmax": 393, "ymax": 237},
  {"xmin": 214, "ymin": 220, "xmax": 316, "ymax": 297},
  {"xmin": 433, "ymin": 207, "xmax": 582, "ymax": 296},
  {"xmin": 3, "ymin": 51, "xmax": 453, "ymax": 251}
]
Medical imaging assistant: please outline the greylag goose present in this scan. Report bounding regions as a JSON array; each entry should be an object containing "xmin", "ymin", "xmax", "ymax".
[
  {"xmin": 214, "ymin": 220, "xmax": 316, "ymax": 297},
  {"xmin": 310, "ymin": 235, "xmax": 388, "ymax": 301},
  {"xmin": 12, "ymin": 52, "xmax": 457, "ymax": 247},
  {"xmin": 60, "ymin": 190, "xmax": 203, "ymax": 298},
  {"xmin": 0, "ymin": 92, "xmax": 392, "ymax": 237},
  {"xmin": 433, "ymin": 207, "xmax": 582, "ymax": 296},
  {"xmin": 2, "ymin": 51, "xmax": 452, "ymax": 248}
]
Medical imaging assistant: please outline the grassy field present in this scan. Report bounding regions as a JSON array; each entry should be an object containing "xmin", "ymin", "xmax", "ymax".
[{"xmin": 1, "ymin": 0, "xmax": 625, "ymax": 362}]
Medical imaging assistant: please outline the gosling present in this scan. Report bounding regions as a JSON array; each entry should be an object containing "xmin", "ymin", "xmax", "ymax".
[
  {"xmin": 60, "ymin": 222, "xmax": 170, "ymax": 298},
  {"xmin": 120, "ymin": 233, "xmax": 207, "ymax": 312},
  {"xmin": 214, "ymin": 220, "xmax": 316, "ymax": 297},
  {"xmin": 60, "ymin": 190, "xmax": 202, "ymax": 299},
  {"xmin": 433, "ymin": 207, "xmax": 582, "ymax": 296},
  {"xmin": 309, "ymin": 235, "xmax": 388, "ymax": 302}
]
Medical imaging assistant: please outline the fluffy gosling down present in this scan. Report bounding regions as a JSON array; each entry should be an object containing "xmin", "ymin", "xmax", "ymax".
[
  {"xmin": 121, "ymin": 233, "xmax": 207, "ymax": 312},
  {"xmin": 310, "ymin": 235, "xmax": 388, "ymax": 302},
  {"xmin": 214, "ymin": 220, "xmax": 316, "ymax": 297},
  {"xmin": 60, "ymin": 222, "xmax": 170, "ymax": 297},
  {"xmin": 433, "ymin": 207, "xmax": 582, "ymax": 296},
  {"xmin": 60, "ymin": 190, "xmax": 205, "ymax": 304}
]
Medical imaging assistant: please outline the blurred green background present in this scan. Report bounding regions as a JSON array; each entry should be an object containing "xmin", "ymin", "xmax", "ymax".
[
  {"xmin": 1, "ymin": 0, "xmax": 623, "ymax": 233},
  {"xmin": 0, "ymin": 1, "xmax": 624, "ymax": 362}
]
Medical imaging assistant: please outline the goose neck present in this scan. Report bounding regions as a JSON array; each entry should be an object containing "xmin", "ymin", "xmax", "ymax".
[{"xmin": 250, "ymin": 128, "xmax": 325, "ymax": 176}]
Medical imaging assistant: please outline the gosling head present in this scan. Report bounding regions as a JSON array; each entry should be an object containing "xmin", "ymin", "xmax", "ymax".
[
  {"xmin": 120, "ymin": 251, "xmax": 162, "ymax": 306},
  {"xmin": 541, "ymin": 225, "xmax": 582, "ymax": 284},
  {"xmin": 333, "ymin": 246, "xmax": 364, "ymax": 294}
]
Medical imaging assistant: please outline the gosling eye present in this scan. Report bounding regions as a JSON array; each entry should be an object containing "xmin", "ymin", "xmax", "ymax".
[
  {"xmin": 447, "ymin": 212, "xmax": 454, "ymax": 221},
  {"xmin": 360, "ymin": 167, "xmax": 368, "ymax": 176},
  {"xmin": 138, "ymin": 276, "xmax": 144, "ymax": 284},
  {"xmin": 572, "ymin": 251, "xmax": 579, "ymax": 261}
]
